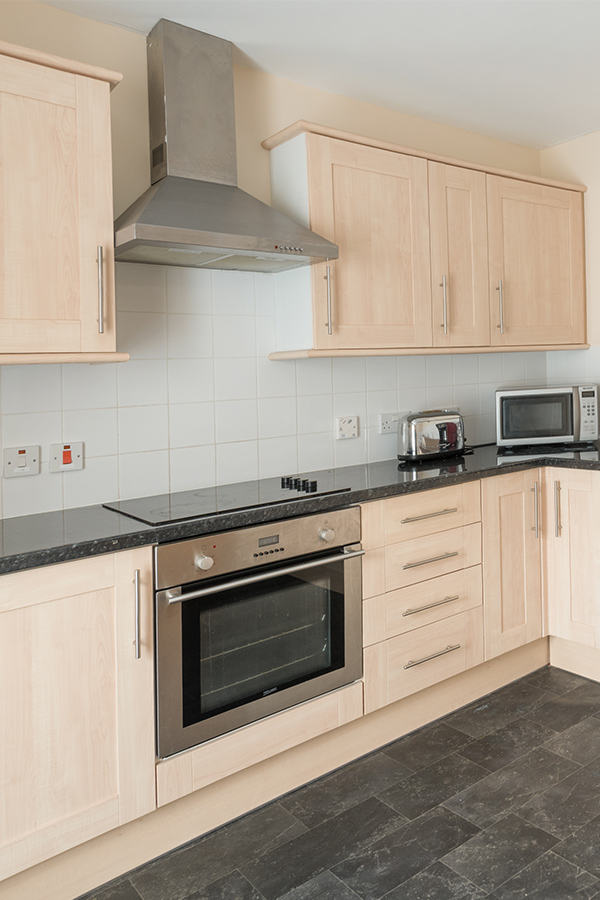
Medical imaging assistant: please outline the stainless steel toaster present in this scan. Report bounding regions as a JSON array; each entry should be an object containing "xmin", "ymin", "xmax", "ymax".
[{"xmin": 398, "ymin": 409, "xmax": 465, "ymax": 461}]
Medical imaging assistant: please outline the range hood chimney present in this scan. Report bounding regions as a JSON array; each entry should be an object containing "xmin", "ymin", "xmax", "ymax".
[{"xmin": 114, "ymin": 19, "xmax": 338, "ymax": 273}]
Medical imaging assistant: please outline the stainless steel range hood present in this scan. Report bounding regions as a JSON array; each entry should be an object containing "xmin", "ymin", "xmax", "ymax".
[{"xmin": 114, "ymin": 20, "xmax": 338, "ymax": 273}]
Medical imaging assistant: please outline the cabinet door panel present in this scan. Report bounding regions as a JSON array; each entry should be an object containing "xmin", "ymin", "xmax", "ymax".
[
  {"xmin": 307, "ymin": 134, "xmax": 432, "ymax": 349},
  {"xmin": 487, "ymin": 176, "xmax": 585, "ymax": 346},
  {"xmin": 482, "ymin": 470, "xmax": 542, "ymax": 659},
  {"xmin": 384, "ymin": 522, "xmax": 481, "ymax": 591},
  {"xmin": 429, "ymin": 162, "xmax": 489, "ymax": 347}
]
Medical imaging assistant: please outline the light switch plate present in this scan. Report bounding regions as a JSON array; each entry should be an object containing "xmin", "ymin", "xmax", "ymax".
[
  {"xmin": 50, "ymin": 442, "xmax": 84, "ymax": 472},
  {"xmin": 3, "ymin": 446, "xmax": 40, "ymax": 478},
  {"xmin": 336, "ymin": 416, "xmax": 359, "ymax": 440}
]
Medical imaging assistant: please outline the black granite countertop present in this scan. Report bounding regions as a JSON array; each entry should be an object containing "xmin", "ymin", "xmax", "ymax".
[{"xmin": 2, "ymin": 443, "xmax": 600, "ymax": 576}]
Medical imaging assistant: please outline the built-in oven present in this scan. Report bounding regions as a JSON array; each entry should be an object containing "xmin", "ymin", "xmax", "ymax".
[{"xmin": 154, "ymin": 507, "xmax": 363, "ymax": 759}]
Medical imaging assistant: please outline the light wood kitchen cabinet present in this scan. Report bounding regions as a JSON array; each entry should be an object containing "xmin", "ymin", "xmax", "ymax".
[
  {"xmin": 265, "ymin": 122, "xmax": 587, "ymax": 358},
  {"xmin": 428, "ymin": 162, "xmax": 490, "ymax": 348},
  {"xmin": 543, "ymin": 468, "xmax": 600, "ymax": 647},
  {"xmin": 0, "ymin": 41, "xmax": 129, "ymax": 364},
  {"xmin": 487, "ymin": 176, "xmax": 585, "ymax": 347},
  {"xmin": 0, "ymin": 547, "xmax": 155, "ymax": 881},
  {"xmin": 482, "ymin": 469, "xmax": 543, "ymax": 659}
]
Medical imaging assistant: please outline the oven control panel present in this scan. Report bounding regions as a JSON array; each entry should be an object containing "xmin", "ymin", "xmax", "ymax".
[{"xmin": 155, "ymin": 506, "xmax": 361, "ymax": 591}]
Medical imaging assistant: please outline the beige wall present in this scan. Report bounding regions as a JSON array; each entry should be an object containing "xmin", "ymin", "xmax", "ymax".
[
  {"xmin": 541, "ymin": 134, "xmax": 600, "ymax": 345},
  {"xmin": 1, "ymin": 0, "xmax": 541, "ymax": 215}
]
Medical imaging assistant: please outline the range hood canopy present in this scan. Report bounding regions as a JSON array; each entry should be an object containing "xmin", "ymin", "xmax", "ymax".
[{"xmin": 114, "ymin": 20, "xmax": 338, "ymax": 273}]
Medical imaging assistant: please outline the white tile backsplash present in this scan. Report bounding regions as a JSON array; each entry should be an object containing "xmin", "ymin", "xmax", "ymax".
[{"xmin": 0, "ymin": 263, "xmax": 558, "ymax": 516}]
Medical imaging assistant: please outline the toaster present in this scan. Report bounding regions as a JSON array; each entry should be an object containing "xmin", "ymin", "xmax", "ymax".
[{"xmin": 398, "ymin": 409, "xmax": 465, "ymax": 461}]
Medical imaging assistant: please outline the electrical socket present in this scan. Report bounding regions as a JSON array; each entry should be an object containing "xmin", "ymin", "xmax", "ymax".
[
  {"xmin": 336, "ymin": 416, "xmax": 359, "ymax": 440},
  {"xmin": 379, "ymin": 412, "xmax": 400, "ymax": 434}
]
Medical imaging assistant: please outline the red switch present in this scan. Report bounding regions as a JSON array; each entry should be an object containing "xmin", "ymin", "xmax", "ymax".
[{"xmin": 62, "ymin": 445, "xmax": 72, "ymax": 466}]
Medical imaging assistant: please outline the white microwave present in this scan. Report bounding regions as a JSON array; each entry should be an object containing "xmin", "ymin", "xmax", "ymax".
[{"xmin": 496, "ymin": 384, "xmax": 598, "ymax": 447}]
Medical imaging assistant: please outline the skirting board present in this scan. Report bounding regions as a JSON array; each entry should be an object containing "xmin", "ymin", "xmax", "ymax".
[
  {"xmin": 1, "ymin": 638, "xmax": 549, "ymax": 900},
  {"xmin": 550, "ymin": 636, "xmax": 600, "ymax": 681}
]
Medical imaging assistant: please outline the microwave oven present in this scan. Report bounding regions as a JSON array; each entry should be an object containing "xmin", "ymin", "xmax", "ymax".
[{"xmin": 495, "ymin": 384, "xmax": 598, "ymax": 447}]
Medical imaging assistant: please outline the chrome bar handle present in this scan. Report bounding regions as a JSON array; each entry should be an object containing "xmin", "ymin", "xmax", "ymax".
[
  {"xmin": 97, "ymin": 246, "xmax": 105, "ymax": 334},
  {"xmin": 401, "ymin": 507, "xmax": 458, "ymax": 524},
  {"xmin": 496, "ymin": 278, "xmax": 504, "ymax": 334},
  {"xmin": 325, "ymin": 265, "xmax": 332, "ymax": 335},
  {"xmin": 163, "ymin": 549, "xmax": 365, "ymax": 604},
  {"xmin": 134, "ymin": 569, "xmax": 141, "ymax": 659},
  {"xmin": 402, "ymin": 595, "xmax": 460, "ymax": 617},
  {"xmin": 404, "ymin": 643, "xmax": 461, "ymax": 670},
  {"xmin": 402, "ymin": 550, "xmax": 459, "ymax": 571},
  {"xmin": 554, "ymin": 480, "xmax": 562, "ymax": 537},
  {"xmin": 532, "ymin": 480, "xmax": 539, "ymax": 539},
  {"xmin": 441, "ymin": 275, "xmax": 448, "ymax": 334}
]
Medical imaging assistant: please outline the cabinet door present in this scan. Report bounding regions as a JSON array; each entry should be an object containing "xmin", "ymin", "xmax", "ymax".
[
  {"xmin": 428, "ymin": 162, "xmax": 490, "ymax": 347},
  {"xmin": 0, "ymin": 547, "xmax": 155, "ymax": 881},
  {"xmin": 543, "ymin": 469, "xmax": 600, "ymax": 647},
  {"xmin": 482, "ymin": 469, "xmax": 542, "ymax": 659},
  {"xmin": 0, "ymin": 54, "xmax": 116, "ymax": 353},
  {"xmin": 487, "ymin": 175, "xmax": 585, "ymax": 347},
  {"xmin": 307, "ymin": 134, "xmax": 432, "ymax": 349}
]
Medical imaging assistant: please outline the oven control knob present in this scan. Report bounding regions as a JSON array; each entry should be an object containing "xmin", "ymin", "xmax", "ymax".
[
  {"xmin": 195, "ymin": 554, "xmax": 214, "ymax": 571},
  {"xmin": 319, "ymin": 528, "xmax": 335, "ymax": 543}
]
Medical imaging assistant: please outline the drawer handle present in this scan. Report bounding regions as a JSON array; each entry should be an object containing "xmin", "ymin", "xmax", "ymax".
[
  {"xmin": 404, "ymin": 643, "xmax": 461, "ymax": 669},
  {"xmin": 401, "ymin": 507, "xmax": 458, "ymax": 524},
  {"xmin": 402, "ymin": 551, "xmax": 459, "ymax": 570},
  {"xmin": 402, "ymin": 595, "xmax": 460, "ymax": 617}
]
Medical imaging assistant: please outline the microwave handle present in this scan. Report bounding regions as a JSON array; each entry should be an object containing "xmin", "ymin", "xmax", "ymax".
[{"xmin": 161, "ymin": 548, "xmax": 365, "ymax": 604}]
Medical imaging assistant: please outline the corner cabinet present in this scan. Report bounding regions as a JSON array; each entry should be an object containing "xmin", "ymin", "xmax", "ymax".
[
  {"xmin": 0, "ymin": 547, "xmax": 155, "ymax": 881},
  {"xmin": 264, "ymin": 122, "xmax": 587, "ymax": 358},
  {"xmin": 0, "ymin": 40, "xmax": 129, "ymax": 364}
]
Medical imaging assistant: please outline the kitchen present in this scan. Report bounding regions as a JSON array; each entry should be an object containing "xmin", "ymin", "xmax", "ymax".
[{"xmin": 3, "ymin": 1, "xmax": 600, "ymax": 898}]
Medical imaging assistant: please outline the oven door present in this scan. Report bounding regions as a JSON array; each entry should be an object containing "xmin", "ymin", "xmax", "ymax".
[
  {"xmin": 155, "ymin": 545, "xmax": 363, "ymax": 759},
  {"xmin": 497, "ymin": 389, "xmax": 575, "ymax": 445}
]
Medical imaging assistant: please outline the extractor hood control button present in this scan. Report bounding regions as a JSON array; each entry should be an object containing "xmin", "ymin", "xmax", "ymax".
[
  {"xmin": 195, "ymin": 554, "xmax": 214, "ymax": 571},
  {"xmin": 319, "ymin": 528, "xmax": 335, "ymax": 543}
]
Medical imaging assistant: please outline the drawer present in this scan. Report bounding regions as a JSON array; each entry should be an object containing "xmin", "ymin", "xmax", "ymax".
[
  {"xmin": 363, "ymin": 565, "xmax": 482, "ymax": 646},
  {"xmin": 382, "ymin": 522, "xmax": 481, "ymax": 593},
  {"xmin": 363, "ymin": 607, "xmax": 484, "ymax": 713},
  {"xmin": 383, "ymin": 481, "xmax": 481, "ymax": 544}
]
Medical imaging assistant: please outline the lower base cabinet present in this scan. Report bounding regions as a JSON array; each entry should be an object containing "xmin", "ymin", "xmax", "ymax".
[{"xmin": 0, "ymin": 547, "xmax": 155, "ymax": 881}]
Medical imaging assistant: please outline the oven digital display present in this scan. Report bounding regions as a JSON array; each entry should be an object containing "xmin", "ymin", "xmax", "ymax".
[{"xmin": 258, "ymin": 534, "xmax": 279, "ymax": 547}]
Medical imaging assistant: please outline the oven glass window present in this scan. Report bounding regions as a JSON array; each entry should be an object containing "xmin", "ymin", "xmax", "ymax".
[
  {"xmin": 501, "ymin": 394, "xmax": 573, "ymax": 440},
  {"xmin": 181, "ymin": 558, "xmax": 345, "ymax": 726}
]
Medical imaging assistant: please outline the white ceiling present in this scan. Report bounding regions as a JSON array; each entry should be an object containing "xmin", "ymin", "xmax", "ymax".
[{"xmin": 42, "ymin": 0, "xmax": 600, "ymax": 149}]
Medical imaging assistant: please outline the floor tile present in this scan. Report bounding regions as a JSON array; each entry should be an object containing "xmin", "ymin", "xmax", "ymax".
[
  {"xmin": 377, "ymin": 754, "xmax": 488, "ymax": 820},
  {"xmin": 381, "ymin": 722, "xmax": 473, "ymax": 771},
  {"xmin": 486, "ymin": 850, "xmax": 600, "ymax": 899},
  {"xmin": 554, "ymin": 813, "xmax": 600, "ymax": 877},
  {"xmin": 330, "ymin": 806, "xmax": 479, "ymax": 900},
  {"xmin": 526, "ymin": 685, "xmax": 600, "ymax": 733},
  {"xmin": 383, "ymin": 860, "xmax": 486, "ymax": 899},
  {"xmin": 457, "ymin": 716, "xmax": 555, "ymax": 772},
  {"xmin": 276, "ymin": 871, "xmax": 362, "ymax": 900},
  {"xmin": 279, "ymin": 750, "xmax": 411, "ymax": 829},
  {"xmin": 519, "ymin": 757, "xmax": 600, "ymax": 839},
  {"xmin": 524, "ymin": 666, "xmax": 590, "ymax": 696},
  {"xmin": 77, "ymin": 880, "xmax": 142, "ymax": 900},
  {"xmin": 444, "ymin": 746, "xmax": 580, "ymax": 828},
  {"xmin": 445, "ymin": 681, "xmax": 552, "ymax": 740},
  {"xmin": 543, "ymin": 716, "xmax": 600, "ymax": 765},
  {"xmin": 186, "ymin": 870, "xmax": 266, "ymax": 900},
  {"xmin": 442, "ymin": 813, "xmax": 558, "ymax": 893},
  {"xmin": 238, "ymin": 796, "xmax": 404, "ymax": 900},
  {"xmin": 130, "ymin": 803, "xmax": 306, "ymax": 900}
]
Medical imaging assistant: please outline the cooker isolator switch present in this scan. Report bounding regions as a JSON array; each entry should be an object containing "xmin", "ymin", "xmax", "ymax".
[
  {"xmin": 319, "ymin": 528, "xmax": 336, "ymax": 543},
  {"xmin": 195, "ymin": 554, "xmax": 214, "ymax": 571}
]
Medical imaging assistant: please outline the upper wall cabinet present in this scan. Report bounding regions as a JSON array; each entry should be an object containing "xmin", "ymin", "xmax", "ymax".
[
  {"xmin": 0, "ymin": 41, "xmax": 129, "ymax": 364},
  {"xmin": 264, "ymin": 122, "xmax": 587, "ymax": 359}
]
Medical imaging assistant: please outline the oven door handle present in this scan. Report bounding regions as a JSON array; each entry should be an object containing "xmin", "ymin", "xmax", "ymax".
[{"xmin": 161, "ymin": 548, "xmax": 365, "ymax": 604}]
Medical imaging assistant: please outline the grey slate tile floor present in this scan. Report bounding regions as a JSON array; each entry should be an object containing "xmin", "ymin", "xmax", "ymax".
[{"xmin": 79, "ymin": 666, "xmax": 600, "ymax": 900}]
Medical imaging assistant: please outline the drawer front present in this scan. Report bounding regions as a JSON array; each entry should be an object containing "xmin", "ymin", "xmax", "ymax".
[
  {"xmin": 385, "ymin": 522, "xmax": 481, "ymax": 591},
  {"xmin": 364, "ymin": 607, "xmax": 484, "ymax": 713},
  {"xmin": 384, "ymin": 481, "xmax": 481, "ymax": 544},
  {"xmin": 363, "ymin": 565, "xmax": 483, "ymax": 646}
]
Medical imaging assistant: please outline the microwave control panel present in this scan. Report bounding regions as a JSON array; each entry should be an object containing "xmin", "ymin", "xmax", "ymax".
[{"xmin": 579, "ymin": 386, "xmax": 598, "ymax": 440}]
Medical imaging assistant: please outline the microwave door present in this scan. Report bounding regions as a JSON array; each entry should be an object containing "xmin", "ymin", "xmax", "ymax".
[{"xmin": 501, "ymin": 393, "xmax": 574, "ymax": 444}]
